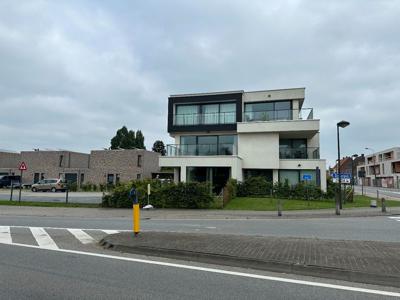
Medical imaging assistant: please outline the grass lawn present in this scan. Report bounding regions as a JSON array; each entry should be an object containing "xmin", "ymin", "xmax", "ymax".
[
  {"xmin": 223, "ymin": 195, "xmax": 400, "ymax": 211},
  {"xmin": 0, "ymin": 200, "xmax": 100, "ymax": 208}
]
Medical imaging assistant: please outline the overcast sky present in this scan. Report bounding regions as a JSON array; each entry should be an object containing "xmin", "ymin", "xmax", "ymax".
[{"xmin": 1, "ymin": 0, "xmax": 399, "ymax": 166}]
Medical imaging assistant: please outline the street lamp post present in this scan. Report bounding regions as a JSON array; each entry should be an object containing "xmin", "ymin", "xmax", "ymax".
[{"xmin": 336, "ymin": 120, "xmax": 350, "ymax": 215}]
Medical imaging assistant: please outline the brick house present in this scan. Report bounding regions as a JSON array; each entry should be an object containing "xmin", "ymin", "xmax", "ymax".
[{"xmin": 0, "ymin": 149, "xmax": 160, "ymax": 187}]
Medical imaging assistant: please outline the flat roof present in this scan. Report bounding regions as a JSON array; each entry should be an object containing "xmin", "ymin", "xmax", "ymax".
[
  {"xmin": 170, "ymin": 87, "xmax": 305, "ymax": 98},
  {"xmin": 170, "ymin": 90, "xmax": 244, "ymax": 97}
]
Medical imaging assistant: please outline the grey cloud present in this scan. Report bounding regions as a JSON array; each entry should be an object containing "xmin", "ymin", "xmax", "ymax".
[{"xmin": 0, "ymin": 0, "xmax": 399, "ymax": 165}]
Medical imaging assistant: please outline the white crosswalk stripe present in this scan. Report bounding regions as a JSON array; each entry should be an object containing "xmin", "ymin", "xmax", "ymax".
[
  {"xmin": 68, "ymin": 229, "xmax": 95, "ymax": 244},
  {"xmin": 0, "ymin": 226, "xmax": 12, "ymax": 244},
  {"xmin": 0, "ymin": 226, "xmax": 122, "ymax": 249},
  {"xmin": 388, "ymin": 217, "xmax": 400, "ymax": 222},
  {"xmin": 30, "ymin": 227, "xmax": 59, "ymax": 249},
  {"xmin": 102, "ymin": 230, "xmax": 119, "ymax": 234}
]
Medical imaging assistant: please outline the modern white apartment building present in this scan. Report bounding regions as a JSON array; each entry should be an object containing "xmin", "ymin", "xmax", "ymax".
[
  {"xmin": 159, "ymin": 88, "xmax": 327, "ymax": 192},
  {"xmin": 357, "ymin": 147, "xmax": 400, "ymax": 188}
]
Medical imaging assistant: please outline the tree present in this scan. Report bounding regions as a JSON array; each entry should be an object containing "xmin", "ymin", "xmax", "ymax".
[
  {"xmin": 135, "ymin": 130, "xmax": 145, "ymax": 149},
  {"xmin": 152, "ymin": 140, "xmax": 166, "ymax": 156},
  {"xmin": 110, "ymin": 126, "xmax": 145, "ymax": 149}
]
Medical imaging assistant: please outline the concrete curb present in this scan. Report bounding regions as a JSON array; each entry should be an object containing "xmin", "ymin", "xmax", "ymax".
[{"xmin": 100, "ymin": 235, "xmax": 400, "ymax": 288}]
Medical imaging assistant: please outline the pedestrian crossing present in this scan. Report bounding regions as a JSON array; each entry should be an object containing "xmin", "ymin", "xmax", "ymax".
[
  {"xmin": 0, "ymin": 226, "xmax": 126, "ymax": 250},
  {"xmin": 388, "ymin": 216, "xmax": 400, "ymax": 222}
]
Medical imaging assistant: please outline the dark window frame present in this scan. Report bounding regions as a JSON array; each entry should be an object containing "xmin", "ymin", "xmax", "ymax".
[
  {"xmin": 175, "ymin": 101, "xmax": 237, "ymax": 125},
  {"xmin": 180, "ymin": 134, "xmax": 236, "ymax": 155},
  {"xmin": 244, "ymin": 100, "xmax": 293, "ymax": 121},
  {"xmin": 168, "ymin": 92, "xmax": 243, "ymax": 133}
]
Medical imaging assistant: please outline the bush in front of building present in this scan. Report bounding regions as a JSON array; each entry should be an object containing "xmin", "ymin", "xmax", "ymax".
[
  {"xmin": 102, "ymin": 180, "xmax": 214, "ymax": 209},
  {"xmin": 233, "ymin": 176, "xmax": 330, "ymax": 200},
  {"xmin": 237, "ymin": 177, "xmax": 273, "ymax": 196}
]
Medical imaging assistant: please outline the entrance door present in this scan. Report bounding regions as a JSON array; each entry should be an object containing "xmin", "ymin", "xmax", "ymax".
[
  {"xmin": 34, "ymin": 173, "xmax": 40, "ymax": 183},
  {"xmin": 65, "ymin": 173, "xmax": 78, "ymax": 184}
]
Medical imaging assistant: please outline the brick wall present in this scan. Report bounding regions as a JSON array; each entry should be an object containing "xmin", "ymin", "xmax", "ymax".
[{"xmin": 86, "ymin": 149, "xmax": 160, "ymax": 185}]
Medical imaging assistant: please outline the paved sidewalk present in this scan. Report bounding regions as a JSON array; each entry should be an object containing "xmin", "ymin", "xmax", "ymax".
[
  {"xmin": 0, "ymin": 205, "xmax": 399, "ymax": 219},
  {"xmin": 101, "ymin": 232, "xmax": 400, "ymax": 288}
]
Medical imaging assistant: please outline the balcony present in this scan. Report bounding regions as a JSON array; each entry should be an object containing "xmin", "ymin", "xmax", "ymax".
[
  {"xmin": 279, "ymin": 147, "xmax": 320, "ymax": 159},
  {"xmin": 166, "ymin": 144, "xmax": 237, "ymax": 156},
  {"xmin": 243, "ymin": 108, "xmax": 313, "ymax": 122},
  {"xmin": 173, "ymin": 111, "xmax": 236, "ymax": 126},
  {"xmin": 238, "ymin": 108, "xmax": 318, "ymax": 135}
]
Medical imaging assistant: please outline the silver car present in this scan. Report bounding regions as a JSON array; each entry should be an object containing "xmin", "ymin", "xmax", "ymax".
[{"xmin": 31, "ymin": 178, "xmax": 66, "ymax": 192}]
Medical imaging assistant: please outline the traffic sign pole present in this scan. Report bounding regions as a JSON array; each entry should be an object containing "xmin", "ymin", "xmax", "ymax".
[
  {"xmin": 18, "ymin": 169, "xmax": 22, "ymax": 203},
  {"xmin": 17, "ymin": 162, "xmax": 28, "ymax": 203}
]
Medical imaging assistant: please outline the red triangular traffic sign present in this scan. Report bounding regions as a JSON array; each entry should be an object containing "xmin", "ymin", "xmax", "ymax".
[{"xmin": 19, "ymin": 162, "xmax": 27, "ymax": 171}]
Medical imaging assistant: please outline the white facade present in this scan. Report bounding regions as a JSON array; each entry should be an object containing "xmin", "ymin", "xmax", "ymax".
[
  {"xmin": 356, "ymin": 147, "xmax": 400, "ymax": 188},
  {"xmin": 160, "ymin": 87, "xmax": 327, "ymax": 191}
]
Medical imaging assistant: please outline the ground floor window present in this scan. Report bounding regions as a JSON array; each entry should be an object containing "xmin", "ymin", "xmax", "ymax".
[
  {"xmin": 279, "ymin": 170, "xmax": 317, "ymax": 186},
  {"xmin": 243, "ymin": 169, "xmax": 273, "ymax": 181},
  {"xmin": 65, "ymin": 173, "xmax": 78, "ymax": 184},
  {"xmin": 107, "ymin": 174, "xmax": 114, "ymax": 185},
  {"xmin": 186, "ymin": 167, "xmax": 230, "ymax": 194}
]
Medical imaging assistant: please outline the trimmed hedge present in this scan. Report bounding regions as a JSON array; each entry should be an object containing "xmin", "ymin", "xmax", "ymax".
[
  {"xmin": 102, "ymin": 180, "xmax": 214, "ymax": 209},
  {"xmin": 234, "ymin": 176, "xmax": 332, "ymax": 200}
]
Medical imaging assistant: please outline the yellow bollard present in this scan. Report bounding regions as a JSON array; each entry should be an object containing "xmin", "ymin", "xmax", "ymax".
[{"xmin": 133, "ymin": 203, "xmax": 140, "ymax": 235}]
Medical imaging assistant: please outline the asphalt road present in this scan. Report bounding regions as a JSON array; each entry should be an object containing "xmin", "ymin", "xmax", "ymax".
[
  {"xmin": 1, "ymin": 210, "xmax": 400, "ymax": 298},
  {"xmin": 0, "ymin": 189, "xmax": 102, "ymax": 203},
  {"xmin": 354, "ymin": 185, "xmax": 400, "ymax": 200},
  {"xmin": 1, "ymin": 243, "xmax": 398, "ymax": 299},
  {"xmin": 1, "ymin": 213, "xmax": 399, "ymax": 242}
]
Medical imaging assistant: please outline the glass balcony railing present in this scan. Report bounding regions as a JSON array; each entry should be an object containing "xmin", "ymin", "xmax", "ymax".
[
  {"xmin": 173, "ymin": 112, "xmax": 236, "ymax": 126},
  {"xmin": 166, "ymin": 144, "xmax": 237, "ymax": 156},
  {"xmin": 279, "ymin": 147, "xmax": 320, "ymax": 159},
  {"xmin": 243, "ymin": 108, "xmax": 313, "ymax": 122}
]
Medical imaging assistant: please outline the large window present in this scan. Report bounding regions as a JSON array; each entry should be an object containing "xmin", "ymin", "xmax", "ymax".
[
  {"xmin": 279, "ymin": 139, "xmax": 307, "ymax": 159},
  {"xmin": 244, "ymin": 101, "xmax": 291, "ymax": 121},
  {"xmin": 180, "ymin": 135, "xmax": 237, "ymax": 155},
  {"xmin": 279, "ymin": 170, "xmax": 317, "ymax": 186},
  {"xmin": 175, "ymin": 102, "xmax": 236, "ymax": 125},
  {"xmin": 175, "ymin": 105, "xmax": 199, "ymax": 125}
]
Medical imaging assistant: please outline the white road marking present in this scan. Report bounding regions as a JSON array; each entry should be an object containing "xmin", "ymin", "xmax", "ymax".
[
  {"xmin": 388, "ymin": 217, "xmax": 400, "ymax": 222},
  {"xmin": 205, "ymin": 226, "xmax": 217, "ymax": 229},
  {"xmin": 0, "ymin": 226, "xmax": 12, "ymax": 244},
  {"xmin": 68, "ymin": 229, "xmax": 95, "ymax": 244},
  {"xmin": 102, "ymin": 230, "xmax": 119, "ymax": 234},
  {"xmin": 30, "ymin": 227, "xmax": 59, "ymax": 249},
  {"xmin": 0, "ymin": 242, "xmax": 399, "ymax": 298},
  {"xmin": 6, "ymin": 225, "xmax": 130, "ymax": 232}
]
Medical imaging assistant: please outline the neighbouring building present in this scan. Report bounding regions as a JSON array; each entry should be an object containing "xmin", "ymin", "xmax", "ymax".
[
  {"xmin": 0, "ymin": 150, "xmax": 20, "ymax": 176},
  {"xmin": 87, "ymin": 149, "xmax": 160, "ymax": 185},
  {"xmin": 331, "ymin": 154, "xmax": 365, "ymax": 181},
  {"xmin": 159, "ymin": 87, "xmax": 327, "ymax": 192},
  {"xmin": 356, "ymin": 147, "xmax": 400, "ymax": 188},
  {"xmin": 0, "ymin": 149, "xmax": 160, "ymax": 187}
]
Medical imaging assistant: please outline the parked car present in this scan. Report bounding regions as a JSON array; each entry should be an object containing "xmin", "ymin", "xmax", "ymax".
[
  {"xmin": 31, "ymin": 178, "xmax": 66, "ymax": 192},
  {"xmin": 0, "ymin": 175, "xmax": 21, "ymax": 188}
]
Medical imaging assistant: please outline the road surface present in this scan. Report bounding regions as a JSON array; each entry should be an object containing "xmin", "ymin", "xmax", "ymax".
[
  {"xmin": 354, "ymin": 185, "xmax": 400, "ymax": 200},
  {"xmin": 1, "ymin": 226, "xmax": 399, "ymax": 299}
]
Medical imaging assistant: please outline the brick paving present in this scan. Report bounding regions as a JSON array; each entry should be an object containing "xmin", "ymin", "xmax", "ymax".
[{"xmin": 102, "ymin": 231, "xmax": 400, "ymax": 287}]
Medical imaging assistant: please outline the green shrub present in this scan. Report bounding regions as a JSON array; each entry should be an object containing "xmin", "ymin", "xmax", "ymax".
[
  {"xmin": 237, "ymin": 177, "xmax": 272, "ymax": 196},
  {"xmin": 101, "ymin": 180, "xmax": 214, "ymax": 209},
  {"xmin": 273, "ymin": 180, "xmax": 290, "ymax": 198},
  {"xmin": 67, "ymin": 182, "xmax": 78, "ymax": 192},
  {"xmin": 226, "ymin": 178, "xmax": 237, "ymax": 198},
  {"xmin": 80, "ymin": 183, "xmax": 94, "ymax": 192}
]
